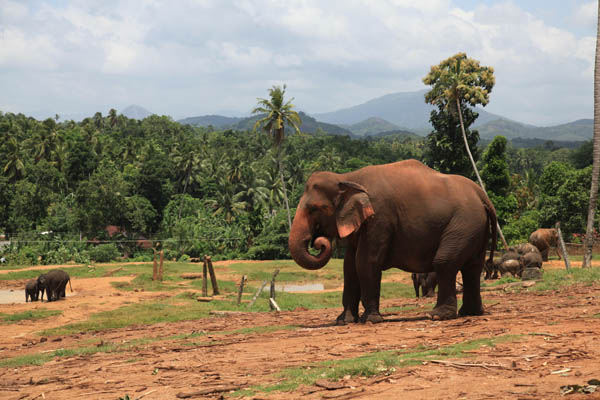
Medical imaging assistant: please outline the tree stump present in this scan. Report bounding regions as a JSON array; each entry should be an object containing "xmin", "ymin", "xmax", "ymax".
[
  {"xmin": 152, "ymin": 252, "xmax": 158, "ymax": 281},
  {"xmin": 158, "ymin": 250, "xmax": 164, "ymax": 281},
  {"xmin": 206, "ymin": 256, "xmax": 219, "ymax": 295},
  {"xmin": 522, "ymin": 267, "xmax": 543, "ymax": 281},
  {"xmin": 237, "ymin": 275, "xmax": 247, "ymax": 305},
  {"xmin": 202, "ymin": 257, "xmax": 208, "ymax": 297}
]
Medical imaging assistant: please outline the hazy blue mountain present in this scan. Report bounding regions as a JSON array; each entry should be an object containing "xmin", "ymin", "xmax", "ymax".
[
  {"xmin": 178, "ymin": 115, "xmax": 242, "ymax": 128},
  {"xmin": 342, "ymin": 117, "xmax": 401, "ymax": 136},
  {"xmin": 312, "ymin": 89, "xmax": 501, "ymax": 132},
  {"xmin": 120, "ymin": 105, "xmax": 153, "ymax": 120},
  {"xmin": 231, "ymin": 112, "xmax": 354, "ymax": 136},
  {"xmin": 478, "ymin": 118, "xmax": 592, "ymax": 142}
]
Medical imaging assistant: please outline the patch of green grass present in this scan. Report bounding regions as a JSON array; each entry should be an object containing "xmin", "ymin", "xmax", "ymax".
[
  {"xmin": 380, "ymin": 282, "xmax": 415, "ymax": 299},
  {"xmin": 0, "ymin": 338, "xmax": 156, "ymax": 368},
  {"xmin": 592, "ymin": 313, "xmax": 600, "ymax": 319},
  {"xmin": 111, "ymin": 273, "xmax": 181, "ymax": 292},
  {"xmin": 481, "ymin": 275, "xmax": 520, "ymax": 287},
  {"xmin": 243, "ymin": 335, "xmax": 522, "ymax": 395},
  {"xmin": 0, "ymin": 309, "xmax": 62, "ymax": 324},
  {"xmin": 530, "ymin": 267, "xmax": 600, "ymax": 292},
  {"xmin": 0, "ymin": 353, "xmax": 55, "ymax": 368}
]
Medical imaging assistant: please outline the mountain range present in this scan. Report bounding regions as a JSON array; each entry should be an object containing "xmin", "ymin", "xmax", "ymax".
[{"xmin": 125, "ymin": 89, "xmax": 593, "ymax": 143}]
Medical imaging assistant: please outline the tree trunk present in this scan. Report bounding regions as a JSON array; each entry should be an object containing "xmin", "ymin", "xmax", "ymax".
[
  {"xmin": 277, "ymin": 142, "xmax": 292, "ymax": 230},
  {"xmin": 583, "ymin": 2, "xmax": 600, "ymax": 268},
  {"xmin": 456, "ymin": 98, "xmax": 509, "ymax": 250}
]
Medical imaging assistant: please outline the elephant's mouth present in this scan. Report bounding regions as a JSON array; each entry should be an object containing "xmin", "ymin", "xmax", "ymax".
[{"xmin": 310, "ymin": 224, "xmax": 325, "ymax": 249}]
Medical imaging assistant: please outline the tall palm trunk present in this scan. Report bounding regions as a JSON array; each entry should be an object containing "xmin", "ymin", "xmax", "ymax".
[
  {"xmin": 277, "ymin": 141, "xmax": 292, "ymax": 230},
  {"xmin": 456, "ymin": 98, "xmax": 509, "ymax": 250},
  {"xmin": 582, "ymin": 1, "xmax": 600, "ymax": 268}
]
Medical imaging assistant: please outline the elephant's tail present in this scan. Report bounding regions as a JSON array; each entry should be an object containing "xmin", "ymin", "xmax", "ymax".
[
  {"xmin": 68, "ymin": 278, "xmax": 73, "ymax": 293},
  {"xmin": 483, "ymin": 195, "xmax": 498, "ymax": 264}
]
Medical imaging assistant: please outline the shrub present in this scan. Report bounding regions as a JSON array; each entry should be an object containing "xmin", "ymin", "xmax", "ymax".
[{"xmin": 88, "ymin": 244, "xmax": 120, "ymax": 262}]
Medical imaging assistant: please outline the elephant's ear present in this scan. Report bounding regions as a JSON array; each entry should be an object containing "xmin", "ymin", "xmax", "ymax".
[{"xmin": 336, "ymin": 181, "xmax": 374, "ymax": 238}]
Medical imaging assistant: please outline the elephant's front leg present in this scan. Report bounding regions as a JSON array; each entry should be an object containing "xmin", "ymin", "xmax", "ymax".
[
  {"xmin": 336, "ymin": 246, "xmax": 360, "ymax": 325},
  {"xmin": 356, "ymin": 234, "xmax": 387, "ymax": 324}
]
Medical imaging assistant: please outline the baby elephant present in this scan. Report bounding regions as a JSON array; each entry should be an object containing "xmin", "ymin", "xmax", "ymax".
[
  {"xmin": 411, "ymin": 272, "xmax": 437, "ymax": 298},
  {"xmin": 25, "ymin": 279, "xmax": 41, "ymax": 302},
  {"xmin": 522, "ymin": 251, "xmax": 543, "ymax": 269},
  {"xmin": 497, "ymin": 259, "xmax": 523, "ymax": 278}
]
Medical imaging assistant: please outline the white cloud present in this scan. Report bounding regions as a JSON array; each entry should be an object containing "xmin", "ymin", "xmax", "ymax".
[
  {"xmin": 572, "ymin": 1, "xmax": 597, "ymax": 28},
  {"xmin": 0, "ymin": 0, "xmax": 595, "ymax": 124}
]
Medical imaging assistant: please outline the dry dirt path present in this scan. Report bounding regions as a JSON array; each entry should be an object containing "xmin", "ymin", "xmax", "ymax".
[{"xmin": 0, "ymin": 260, "xmax": 598, "ymax": 399}]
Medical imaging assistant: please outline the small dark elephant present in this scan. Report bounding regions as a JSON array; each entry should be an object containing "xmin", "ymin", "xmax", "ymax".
[
  {"xmin": 529, "ymin": 228, "xmax": 561, "ymax": 261},
  {"xmin": 25, "ymin": 279, "xmax": 41, "ymax": 302},
  {"xmin": 484, "ymin": 258, "xmax": 499, "ymax": 280},
  {"xmin": 288, "ymin": 159, "xmax": 498, "ymax": 324},
  {"xmin": 38, "ymin": 269, "xmax": 73, "ymax": 302},
  {"xmin": 412, "ymin": 272, "xmax": 437, "ymax": 298},
  {"xmin": 522, "ymin": 251, "xmax": 543, "ymax": 269}
]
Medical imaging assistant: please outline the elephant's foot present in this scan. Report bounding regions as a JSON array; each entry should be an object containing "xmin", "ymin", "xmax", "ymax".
[
  {"xmin": 428, "ymin": 304, "xmax": 457, "ymax": 320},
  {"xmin": 458, "ymin": 301, "xmax": 484, "ymax": 317},
  {"xmin": 336, "ymin": 309, "xmax": 359, "ymax": 325},
  {"xmin": 359, "ymin": 310, "xmax": 384, "ymax": 324}
]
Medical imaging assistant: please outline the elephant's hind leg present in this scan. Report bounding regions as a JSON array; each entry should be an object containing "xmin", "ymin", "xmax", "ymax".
[
  {"xmin": 459, "ymin": 258, "xmax": 485, "ymax": 317},
  {"xmin": 429, "ymin": 263, "xmax": 458, "ymax": 320}
]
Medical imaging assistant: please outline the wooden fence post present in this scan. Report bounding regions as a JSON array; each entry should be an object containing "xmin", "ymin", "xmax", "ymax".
[
  {"xmin": 237, "ymin": 275, "xmax": 247, "ymax": 305},
  {"xmin": 555, "ymin": 222, "xmax": 571, "ymax": 270},
  {"xmin": 158, "ymin": 250, "xmax": 164, "ymax": 281},
  {"xmin": 269, "ymin": 269, "xmax": 280, "ymax": 310},
  {"xmin": 202, "ymin": 256, "xmax": 208, "ymax": 297},
  {"xmin": 248, "ymin": 280, "xmax": 268, "ymax": 308},
  {"xmin": 152, "ymin": 250, "xmax": 158, "ymax": 281},
  {"xmin": 206, "ymin": 256, "xmax": 219, "ymax": 295}
]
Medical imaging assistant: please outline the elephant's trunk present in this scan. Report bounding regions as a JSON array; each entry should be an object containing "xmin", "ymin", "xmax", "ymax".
[{"xmin": 288, "ymin": 207, "xmax": 332, "ymax": 270}]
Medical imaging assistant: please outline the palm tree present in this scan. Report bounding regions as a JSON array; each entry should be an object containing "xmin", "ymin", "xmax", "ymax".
[
  {"xmin": 423, "ymin": 52, "xmax": 508, "ymax": 250},
  {"xmin": 582, "ymin": 2, "xmax": 600, "ymax": 268},
  {"xmin": 252, "ymin": 84, "xmax": 302, "ymax": 229},
  {"xmin": 108, "ymin": 108, "xmax": 118, "ymax": 128},
  {"xmin": 171, "ymin": 143, "xmax": 202, "ymax": 220},
  {"xmin": 3, "ymin": 136, "xmax": 25, "ymax": 182}
]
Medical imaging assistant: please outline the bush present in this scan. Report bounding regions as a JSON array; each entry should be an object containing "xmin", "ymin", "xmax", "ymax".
[
  {"xmin": 74, "ymin": 250, "xmax": 90, "ymax": 264},
  {"xmin": 502, "ymin": 210, "xmax": 541, "ymax": 246},
  {"xmin": 88, "ymin": 244, "xmax": 120, "ymax": 262},
  {"xmin": 247, "ymin": 210, "xmax": 290, "ymax": 260},
  {"xmin": 45, "ymin": 245, "xmax": 72, "ymax": 265}
]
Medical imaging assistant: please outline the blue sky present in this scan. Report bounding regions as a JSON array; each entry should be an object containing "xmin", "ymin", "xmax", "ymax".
[{"xmin": 0, "ymin": 0, "xmax": 597, "ymax": 126}]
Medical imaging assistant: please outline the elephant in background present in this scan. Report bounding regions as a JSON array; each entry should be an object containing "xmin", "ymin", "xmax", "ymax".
[
  {"xmin": 498, "ymin": 258, "xmax": 523, "ymax": 277},
  {"xmin": 412, "ymin": 272, "xmax": 437, "ymax": 298},
  {"xmin": 288, "ymin": 159, "xmax": 497, "ymax": 323},
  {"xmin": 38, "ymin": 269, "xmax": 72, "ymax": 302},
  {"xmin": 515, "ymin": 243, "xmax": 540, "ymax": 256},
  {"xmin": 25, "ymin": 279, "xmax": 41, "ymax": 302},
  {"xmin": 529, "ymin": 228, "xmax": 561, "ymax": 261},
  {"xmin": 522, "ymin": 251, "xmax": 543, "ymax": 269}
]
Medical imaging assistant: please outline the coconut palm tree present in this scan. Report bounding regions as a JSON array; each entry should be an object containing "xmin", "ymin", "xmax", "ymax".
[
  {"xmin": 252, "ymin": 84, "xmax": 302, "ymax": 230},
  {"xmin": 3, "ymin": 136, "xmax": 25, "ymax": 182},
  {"xmin": 423, "ymin": 52, "xmax": 508, "ymax": 249},
  {"xmin": 582, "ymin": 2, "xmax": 600, "ymax": 268}
]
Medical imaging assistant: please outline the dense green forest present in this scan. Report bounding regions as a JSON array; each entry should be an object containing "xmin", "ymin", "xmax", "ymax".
[{"xmin": 0, "ymin": 109, "xmax": 596, "ymax": 265}]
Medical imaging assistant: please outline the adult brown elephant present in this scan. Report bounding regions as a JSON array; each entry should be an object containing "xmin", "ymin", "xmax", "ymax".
[
  {"xmin": 288, "ymin": 160, "xmax": 497, "ymax": 324},
  {"xmin": 529, "ymin": 228, "xmax": 561, "ymax": 261}
]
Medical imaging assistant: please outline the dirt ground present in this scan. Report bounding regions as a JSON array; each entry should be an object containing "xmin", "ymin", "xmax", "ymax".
[{"xmin": 0, "ymin": 260, "xmax": 599, "ymax": 399}]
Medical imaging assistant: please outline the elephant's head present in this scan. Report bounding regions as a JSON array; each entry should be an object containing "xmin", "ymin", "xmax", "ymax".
[{"xmin": 288, "ymin": 172, "xmax": 374, "ymax": 270}]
